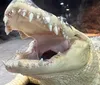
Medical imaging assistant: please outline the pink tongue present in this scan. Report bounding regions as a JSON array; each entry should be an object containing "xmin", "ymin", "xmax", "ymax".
[{"xmin": 40, "ymin": 50, "xmax": 57, "ymax": 60}]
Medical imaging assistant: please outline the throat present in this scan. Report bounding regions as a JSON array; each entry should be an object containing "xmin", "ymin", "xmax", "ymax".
[
  {"xmin": 17, "ymin": 34, "xmax": 70, "ymax": 60},
  {"xmin": 40, "ymin": 50, "xmax": 57, "ymax": 60},
  {"xmin": 32, "ymin": 35, "xmax": 70, "ymax": 60}
]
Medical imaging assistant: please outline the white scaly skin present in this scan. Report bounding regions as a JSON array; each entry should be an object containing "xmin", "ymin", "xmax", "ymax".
[{"xmin": 3, "ymin": 0, "xmax": 100, "ymax": 85}]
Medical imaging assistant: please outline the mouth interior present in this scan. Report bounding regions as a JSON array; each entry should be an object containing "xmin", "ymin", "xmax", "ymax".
[
  {"xmin": 18, "ymin": 34, "xmax": 71, "ymax": 60},
  {"xmin": 41, "ymin": 50, "xmax": 57, "ymax": 60}
]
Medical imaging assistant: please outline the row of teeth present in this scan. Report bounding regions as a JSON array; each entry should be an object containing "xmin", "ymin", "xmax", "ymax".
[
  {"xmin": 3, "ymin": 50, "xmax": 62, "ymax": 69},
  {"xmin": 62, "ymin": 29, "xmax": 69, "ymax": 39},
  {"xmin": 2, "ymin": 59, "xmax": 48, "ymax": 70},
  {"xmin": 3, "ymin": 51, "xmax": 62, "ymax": 68},
  {"xmin": 4, "ymin": 9, "xmax": 69, "ymax": 38},
  {"xmin": 18, "ymin": 9, "xmax": 62, "ymax": 35}
]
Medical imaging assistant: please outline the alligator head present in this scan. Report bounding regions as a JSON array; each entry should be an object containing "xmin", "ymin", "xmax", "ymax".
[{"xmin": 3, "ymin": 0, "xmax": 98, "ymax": 85}]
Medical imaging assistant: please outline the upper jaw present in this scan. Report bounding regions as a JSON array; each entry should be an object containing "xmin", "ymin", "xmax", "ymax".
[{"xmin": 3, "ymin": 0, "xmax": 76, "ymax": 39}]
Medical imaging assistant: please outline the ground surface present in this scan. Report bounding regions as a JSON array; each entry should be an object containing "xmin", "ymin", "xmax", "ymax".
[
  {"xmin": 0, "ymin": 38, "xmax": 32, "ymax": 85},
  {"xmin": 0, "ymin": 37, "xmax": 100, "ymax": 85}
]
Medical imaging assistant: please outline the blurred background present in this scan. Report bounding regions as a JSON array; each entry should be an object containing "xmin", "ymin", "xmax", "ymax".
[{"xmin": 0, "ymin": 0, "xmax": 100, "ymax": 42}]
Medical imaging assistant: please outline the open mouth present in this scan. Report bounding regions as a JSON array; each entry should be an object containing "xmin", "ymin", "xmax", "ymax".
[
  {"xmin": 16, "ymin": 34, "xmax": 71, "ymax": 61},
  {"xmin": 3, "ymin": 0, "xmax": 90, "ymax": 76},
  {"xmin": 3, "ymin": 0, "xmax": 72, "ymax": 61}
]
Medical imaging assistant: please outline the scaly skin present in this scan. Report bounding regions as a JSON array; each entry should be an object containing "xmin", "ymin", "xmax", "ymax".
[{"xmin": 3, "ymin": 0, "xmax": 100, "ymax": 85}]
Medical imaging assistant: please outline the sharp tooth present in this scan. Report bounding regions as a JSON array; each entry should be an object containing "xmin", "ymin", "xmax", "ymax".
[
  {"xmin": 54, "ymin": 26, "xmax": 58, "ymax": 35},
  {"xmin": 36, "ymin": 14, "xmax": 40, "ymax": 19},
  {"xmin": 29, "ymin": 40, "xmax": 35, "ymax": 46},
  {"xmin": 40, "ymin": 58, "xmax": 43, "ymax": 61},
  {"xmin": 46, "ymin": 17, "xmax": 50, "ymax": 23},
  {"xmin": 5, "ymin": 27, "xmax": 10, "ymax": 35},
  {"xmin": 2, "ymin": 61, "xmax": 10, "ymax": 68},
  {"xmin": 58, "ymin": 52, "xmax": 61, "ymax": 55},
  {"xmin": 44, "ymin": 17, "xmax": 50, "ymax": 24},
  {"xmin": 22, "ymin": 11, "xmax": 26, "ymax": 17},
  {"xmin": 3, "ymin": 16, "xmax": 8, "ymax": 25},
  {"xmin": 18, "ymin": 9, "xmax": 21, "ymax": 13},
  {"xmin": 37, "ymin": 15, "xmax": 39, "ymax": 19},
  {"xmin": 22, "ymin": 10, "xmax": 27, "ymax": 17},
  {"xmin": 65, "ymin": 36, "xmax": 69, "ymax": 39},
  {"xmin": 29, "ymin": 40, "xmax": 37, "ymax": 48},
  {"xmin": 48, "ymin": 24, "xmax": 52, "ymax": 31},
  {"xmin": 38, "ymin": 58, "xmax": 43, "ymax": 66},
  {"xmin": 66, "ymin": 21, "xmax": 69, "ymax": 25},
  {"xmin": 58, "ymin": 52, "xmax": 61, "ymax": 54},
  {"xmin": 11, "ymin": 9, "xmax": 15, "ymax": 13},
  {"xmin": 26, "ymin": 40, "xmax": 35, "ymax": 52},
  {"xmin": 62, "ymin": 31, "xmax": 65, "ymax": 35},
  {"xmin": 29, "ymin": 13, "xmax": 34, "ymax": 22},
  {"xmin": 63, "ymin": 34, "xmax": 66, "ymax": 38},
  {"xmin": 2, "ymin": 60, "xmax": 6, "ymax": 66}
]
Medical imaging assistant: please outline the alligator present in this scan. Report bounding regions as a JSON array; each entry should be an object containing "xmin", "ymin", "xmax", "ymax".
[{"xmin": 3, "ymin": 0, "xmax": 100, "ymax": 85}]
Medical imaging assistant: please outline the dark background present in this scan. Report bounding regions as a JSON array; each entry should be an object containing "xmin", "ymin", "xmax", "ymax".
[{"xmin": 0, "ymin": 0, "xmax": 94, "ymax": 16}]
